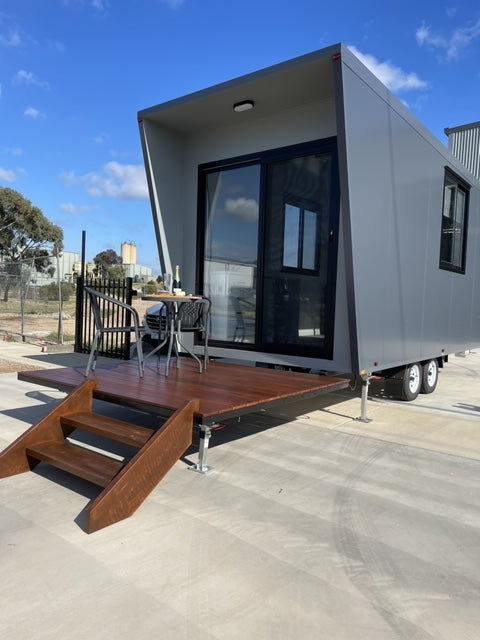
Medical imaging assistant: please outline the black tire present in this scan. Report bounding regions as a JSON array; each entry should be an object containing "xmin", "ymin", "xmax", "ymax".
[
  {"xmin": 420, "ymin": 359, "xmax": 438, "ymax": 394},
  {"xmin": 400, "ymin": 363, "xmax": 422, "ymax": 401}
]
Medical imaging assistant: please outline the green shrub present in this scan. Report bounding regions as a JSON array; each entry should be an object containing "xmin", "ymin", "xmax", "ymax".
[
  {"xmin": 38, "ymin": 282, "xmax": 76, "ymax": 302},
  {"xmin": 44, "ymin": 332, "xmax": 75, "ymax": 343},
  {"xmin": 142, "ymin": 282, "xmax": 157, "ymax": 295}
]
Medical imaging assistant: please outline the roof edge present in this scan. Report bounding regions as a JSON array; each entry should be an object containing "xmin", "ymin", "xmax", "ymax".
[
  {"xmin": 137, "ymin": 43, "xmax": 342, "ymax": 118},
  {"xmin": 445, "ymin": 121, "xmax": 480, "ymax": 136}
]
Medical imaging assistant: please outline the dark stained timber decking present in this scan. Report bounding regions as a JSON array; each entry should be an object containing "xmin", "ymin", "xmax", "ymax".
[{"xmin": 18, "ymin": 359, "xmax": 349, "ymax": 424}]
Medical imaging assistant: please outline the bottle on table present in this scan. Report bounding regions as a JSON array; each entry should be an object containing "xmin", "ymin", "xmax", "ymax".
[{"xmin": 173, "ymin": 265, "xmax": 182, "ymax": 292}]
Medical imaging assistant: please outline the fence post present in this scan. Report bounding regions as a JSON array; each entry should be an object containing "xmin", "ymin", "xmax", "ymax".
[{"xmin": 74, "ymin": 275, "xmax": 84, "ymax": 353}]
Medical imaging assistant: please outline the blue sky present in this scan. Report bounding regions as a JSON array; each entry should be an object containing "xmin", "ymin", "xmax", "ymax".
[{"xmin": 1, "ymin": 0, "xmax": 479, "ymax": 275}]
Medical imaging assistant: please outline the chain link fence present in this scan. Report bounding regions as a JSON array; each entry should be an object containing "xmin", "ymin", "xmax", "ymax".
[
  {"xmin": 0, "ymin": 258, "xmax": 158, "ymax": 351},
  {"xmin": 0, "ymin": 260, "xmax": 75, "ymax": 344}
]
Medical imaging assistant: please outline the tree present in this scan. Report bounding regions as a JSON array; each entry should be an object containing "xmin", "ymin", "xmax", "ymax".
[
  {"xmin": 93, "ymin": 249, "xmax": 124, "ymax": 279},
  {"xmin": 0, "ymin": 187, "xmax": 63, "ymax": 302}
]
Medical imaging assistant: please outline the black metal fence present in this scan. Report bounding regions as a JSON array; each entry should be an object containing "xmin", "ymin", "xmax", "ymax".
[{"xmin": 75, "ymin": 277, "xmax": 135, "ymax": 360}]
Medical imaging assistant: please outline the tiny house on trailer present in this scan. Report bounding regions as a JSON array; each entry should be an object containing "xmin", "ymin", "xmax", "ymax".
[{"xmin": 138, "ymin": 43, "xmax": 480, "ymax": 401}]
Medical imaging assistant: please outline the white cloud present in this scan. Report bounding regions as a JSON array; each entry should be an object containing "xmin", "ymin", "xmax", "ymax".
[
  {"xmin": 23, "ymin": 106, "xmax": 46, "ymax": 119},
  {"xmin": 5, "ymin": 147, "xmax": 23, "ymax": 157},
  {"xmin": 60, "ymin": 202, "xmax": 99, "ymax": 214},
  {"xmin": 13, "ymin": 69, "xmax": 50, "ymax": 90},
  {"xmin": 416, "ymin": 18, "xmax": 480, "ymax": 60},
  {"xmin": 109, "ymin": 148, "xmax": 136, "ymax": 159},
  {"xmin": 60, "ymin": 162, "xmax": 148, "ymax": 200},
  {"xmin": 91, "ymin": 0, "xmax": 109, "ymax": 10},
  {"xmin": 0, "ymin": 167, "xmax": 16, "ymax": 182},
  {"xmin": 416, "ymin": 24, "xmax": 445, "ymax": 49},
  {"xmin": 348, "ymin": 46, "xmax": 427, "ymax": 92},
  {"xmin": 61, "ymin": 0, "xmax": 109, "ymax": 11},
  {"xmin": 0, "ymin": 28, "xmax": 21, "ymax": 47},
  {"xmin": 93, "ymin": 131, "xmax": 109, "ymax": 145},
  {"xmin": 161, "ymin": 0, "xmax": 184, "ymax": 7},
  {"xmin": 224, "ymin": 197, "xmax": 259, "ymax": 222},
  {"xmin": 48, "ymin": 39, "xmax": 66, "ymax": 53},
  {"xmin": 59, "ymin": 171, "xmax": 77, "ymax": 188}
]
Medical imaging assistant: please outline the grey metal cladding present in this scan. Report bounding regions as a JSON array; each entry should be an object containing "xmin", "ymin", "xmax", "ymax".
[{"xmin": 339, "ymin": 47, "xmax": 480, "ymax": 372}]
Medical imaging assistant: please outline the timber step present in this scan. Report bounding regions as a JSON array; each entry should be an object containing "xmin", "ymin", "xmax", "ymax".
[
  {"xmin": 0, "ymin": 379, "xmax": 198, "ymax": 533},
  {"xmin": 61, "ymin": 412, "xmax": 154, "ymax": 448},
  {"xmin": 26, "ymin": 441, "xmax": 123, "ymax": 488}
]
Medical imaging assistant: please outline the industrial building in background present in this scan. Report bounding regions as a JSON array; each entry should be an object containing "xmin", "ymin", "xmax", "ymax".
[
  {"xmin": 119, "ymin": 242, "xmax": 153, "ymax": 282},
  {"xmin": 445, "ymin": 121, "xmax": 480, "ymax": 181},
  {"xmin": 31, "ymin": 241, "xmax": 153, "ymax": 287}
]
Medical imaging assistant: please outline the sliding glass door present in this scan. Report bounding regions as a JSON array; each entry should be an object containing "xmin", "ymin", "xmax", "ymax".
[{"xmin": 200, "ymin": 139, "xmax": 339, "ymax": 359}]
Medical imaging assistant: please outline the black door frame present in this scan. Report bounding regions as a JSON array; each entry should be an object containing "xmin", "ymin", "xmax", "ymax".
[{"xmin": 197, "ymin": 137, "xmax": 340, "ymax": 360}]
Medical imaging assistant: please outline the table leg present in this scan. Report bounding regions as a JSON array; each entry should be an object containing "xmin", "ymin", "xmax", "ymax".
[
  {"xmin": 143, "ymin": 304, "xmax": 170, "ymax": 363},
  {"xmin": 165, "ymin": 314, "xmax": 176, "ymax": 376}
]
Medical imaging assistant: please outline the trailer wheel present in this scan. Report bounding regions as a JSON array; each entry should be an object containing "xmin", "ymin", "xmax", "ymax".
[
  {"xmin": 420, "ymin": 359, "xmax": 438, "ymax": 394},
  {"xmin": 401, "ymin": 363, "xmax": 422, "ymax": 401}
]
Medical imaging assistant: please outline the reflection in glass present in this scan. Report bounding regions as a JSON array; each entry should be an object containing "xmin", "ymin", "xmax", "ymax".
[
  {"xmin": 452, "ymin": 189, "xmax": 465, "ymax": 266},
  {"xmin": 302, "ymin": 210, "xmax": 317, "ymax": 269},
  {"xmin": 204, "ymin": 164, "xmax": 260, "ymax": 343},
  {"xmin": 283, "ymin": 204, "xmax": 300, "ymax": 268},
  {"xmin": 283, "ymin": 204, "xmax": 319, "ymax": 270}
]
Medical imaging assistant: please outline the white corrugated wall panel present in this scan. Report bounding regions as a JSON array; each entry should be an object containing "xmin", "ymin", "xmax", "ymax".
[{"xmin": 447, "ymin": 124, "xmax": 480, "ymax": 180}]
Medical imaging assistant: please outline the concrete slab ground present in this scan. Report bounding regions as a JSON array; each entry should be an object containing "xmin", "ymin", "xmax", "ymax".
[{"xmin": 0, "ymin": 344, "xmax": 479, "ymax": 639}]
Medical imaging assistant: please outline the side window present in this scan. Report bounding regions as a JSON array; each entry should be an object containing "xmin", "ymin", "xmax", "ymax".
[{"xmin": 439, "ymin": 168, "xmax": 470, "ymax": 274}]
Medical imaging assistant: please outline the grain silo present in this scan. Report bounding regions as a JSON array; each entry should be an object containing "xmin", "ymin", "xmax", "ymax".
[{"xmin": 121, "ymin": 242, "xmax": 137, "ymax": 265}]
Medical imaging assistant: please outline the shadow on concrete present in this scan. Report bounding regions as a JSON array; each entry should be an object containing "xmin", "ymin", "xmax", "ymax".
[{"xmin": 454, "ymin": 402, "xmax": 480, "ymax": 413}]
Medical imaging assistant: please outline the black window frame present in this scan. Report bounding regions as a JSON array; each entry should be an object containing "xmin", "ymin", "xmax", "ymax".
[
  {"xmin": 281, "ymin": 194, "xmax": 322, "ymax": 274},
  {"xmin": 439, "ymin": 167, "xmax": 470, "ymax": 274}
]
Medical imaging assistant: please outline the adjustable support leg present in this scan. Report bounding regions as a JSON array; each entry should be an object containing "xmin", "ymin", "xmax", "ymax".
[
  {"xmin": 355, "ymin": 372, "xmax": 373, "ymax": 423},
  {"xmin": 188, "ymin": 423, "xmax": 215, "ymax": 474}
]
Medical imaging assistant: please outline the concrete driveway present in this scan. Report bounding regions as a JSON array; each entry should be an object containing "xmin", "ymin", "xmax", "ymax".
[{"xmin": 0, "ymin": 345, "xmax": 479, "ymax": 639}]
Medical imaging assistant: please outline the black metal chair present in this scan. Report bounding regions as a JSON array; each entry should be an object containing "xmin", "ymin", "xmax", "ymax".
[
  {"xmin": 166, "ymin": 297, "xmax": 210, "ymax": 375},
  {"xmin": 84, "ymin": 286, "xmax": 145, "ymax": 378}
]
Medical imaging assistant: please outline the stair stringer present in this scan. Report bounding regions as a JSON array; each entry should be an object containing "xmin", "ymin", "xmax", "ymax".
[
  {"xmin": 0, "ymin": 379, "xmax": 96, "ymax": 478},
  {"xmin": 84, "ymin": 398, "xmax": 199, "ymax": 533}
]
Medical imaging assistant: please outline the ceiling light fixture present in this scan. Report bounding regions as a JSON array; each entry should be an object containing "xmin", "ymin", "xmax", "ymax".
[{"xmin": 233, "ymin": 100, "xmax": 255, "ymax": 113}]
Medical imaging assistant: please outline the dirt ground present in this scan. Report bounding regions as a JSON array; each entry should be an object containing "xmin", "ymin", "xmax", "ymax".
[
  {"xmin": 0, "ymin": 359, "xmax": 44, "ymax": 374},
  {"xmin": 0, "ymin": 298, "xmax": 154, "ymax": 374},
  {"xmin": 0, "ymin": 299, "xmax": 153, "ymax": 340}
]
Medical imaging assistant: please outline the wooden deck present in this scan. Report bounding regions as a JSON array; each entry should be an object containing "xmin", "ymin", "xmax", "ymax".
[{"xmin": 18, "ymin": 358, "xmax": 349, "ymax": 426}]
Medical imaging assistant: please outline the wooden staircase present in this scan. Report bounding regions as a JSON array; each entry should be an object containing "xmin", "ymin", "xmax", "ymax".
[{"xmin": 0, "ymin": 380, "xmax": 198, "ymax": 533}]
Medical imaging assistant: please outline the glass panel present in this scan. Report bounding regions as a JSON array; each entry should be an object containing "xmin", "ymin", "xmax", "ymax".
[
  {"xmin": 302, "ymin": 209, "xmax": 317, "ymax": 270},
  {"xmin": 203, "ymin": 164, "xmax": 260, "ymax": 343},
  {"xmin": 263, "ymin": 153, "xmax": 332, "ymax": 351},
  {"xmin": 452, "ymin": 188, "xmax": 465, "ymax": 267},
  {"xmin": 283, "ymin": 204, "xmax": 300, "ymax": 268},
  {"xmin": 440, "ymin": 184, "xmax": 455, "ymax": 264}
]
